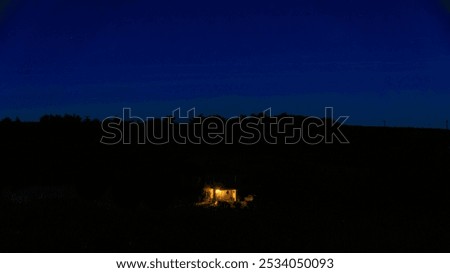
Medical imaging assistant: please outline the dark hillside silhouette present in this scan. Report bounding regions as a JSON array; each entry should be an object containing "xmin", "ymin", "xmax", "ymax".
[{"xmin": 0, "ymin": 114, "xmax": 449, "ymax": 252}]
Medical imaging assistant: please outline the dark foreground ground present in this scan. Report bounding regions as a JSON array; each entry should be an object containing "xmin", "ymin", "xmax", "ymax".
[
  {"xmin": 1, "ymin": 197, "xmax": 449, "ymax": 252},
  {"xmin": 0, "ymin": 117, "xmax": 449, "ymax": 252}
]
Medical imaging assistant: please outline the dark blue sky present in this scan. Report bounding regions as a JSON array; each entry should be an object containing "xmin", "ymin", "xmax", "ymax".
[{"xmin": 1, "ymin": 0, "xmax": 450, "ymax": 127}]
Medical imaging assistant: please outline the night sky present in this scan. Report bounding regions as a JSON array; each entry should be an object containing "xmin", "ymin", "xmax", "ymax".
[{"xmin": 1, "ymin": 0, "xmax": 450, "ymax": 127}]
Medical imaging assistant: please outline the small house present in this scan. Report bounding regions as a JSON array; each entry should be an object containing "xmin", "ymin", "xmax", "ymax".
[
  {"xmin": 203, "ymin": 186, "xmax": 237, "ymax": 204},
  {"xmin": 196, "ymin": 175, "xmax": 254, "ymax": 207}
]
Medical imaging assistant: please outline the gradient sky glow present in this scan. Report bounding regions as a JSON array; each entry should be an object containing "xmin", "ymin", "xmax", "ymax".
[{"xmin": 1, "ymin": 0, "xmax": 450, "ymax": 127}]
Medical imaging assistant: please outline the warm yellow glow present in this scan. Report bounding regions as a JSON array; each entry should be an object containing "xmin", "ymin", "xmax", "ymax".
[
  {"xmin": 202, "ymin": 186, "xmax": 237, "ymax": 204},
  {"xmin": 197, "ymin": 186, "xmax": 254, "ymax": 208}
]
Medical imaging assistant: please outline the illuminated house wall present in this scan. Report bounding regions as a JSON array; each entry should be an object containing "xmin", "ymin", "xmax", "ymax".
[{"xmin": 203, "ymin": 187, "xmax": 237, "ymax": 203}]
